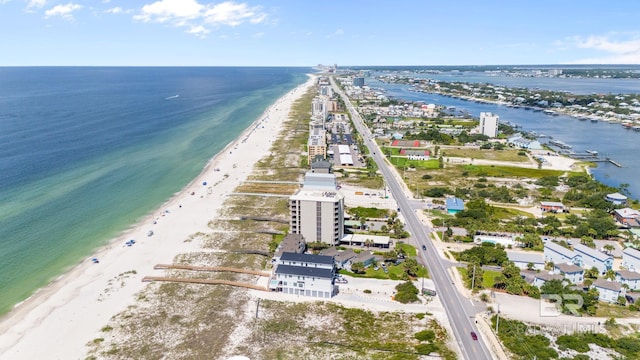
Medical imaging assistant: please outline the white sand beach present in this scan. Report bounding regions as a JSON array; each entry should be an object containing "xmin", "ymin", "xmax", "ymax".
[{"xmin": 0, "ymin": 76, "xmax": 316, "ymax": 360}]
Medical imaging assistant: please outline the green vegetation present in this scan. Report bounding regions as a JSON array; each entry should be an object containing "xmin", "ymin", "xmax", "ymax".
[
  {"xmin": 348, "ymin": 206, "xmax": 389, "ymax": 219},
  {"xmin": 394, "ymin": 281, "xmax": 419, "ymax": 304},
  {"xmin": 461, "ymin": 164, "xmax": 566, "ymax": 179},
  {"xmin": 492, "ymin": 316, "xmax": 558, "ymax": 360},
  {"xmin": 442, "ymin": 147, "xmax": 529, "ymax": 162}
]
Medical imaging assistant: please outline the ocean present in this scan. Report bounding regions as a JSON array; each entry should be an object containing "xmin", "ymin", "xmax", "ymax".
[
  {"xmin": 0, "ymin": 67, "xmax": 310, "ymax": 315},
  {"xmin": 368, "ymin": 78, "xmax": 640, "ymax": 199}
]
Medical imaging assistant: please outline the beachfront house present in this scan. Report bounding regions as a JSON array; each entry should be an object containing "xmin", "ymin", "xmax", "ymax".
[
  {"xmin": 606, "ymin": 192, "xmax": 628, "ymax": 206},
  {"xmin": 446, "ymin": 197, "xmax": 465, "ymax": 214},
  {"xmin": 554, "ymin": 263, "xmax": 584, "ymax": 284},
  {"xmin": 348, "ymin": 251, "xmax": 376, "ymax": 269},
  {"xmin": 507, "ymin": 251, "xmax": 545, "ymax": 270},
  {"xmin": 614, "ymin": 208, "xmax": 640, "ymax": 227},
  {"xmin": 616, "ymin": 270, "xmax": 640, "ymax": 291},
  {"xmin": 532, "ymin": 272, "xmax": 565, "ymax": 288},
  {"xmin": 270, "ymin": 252, "xmax": 336, "ymax": 298},
  {"xmin": 544, "ymin": 241, "xmax": 578, "ymax": 266},
  {"xmin": 591, "ymin": 279, "xmax": 625, "ymax": 303},
  {"xmin": 573, "ymin": 243, "xmax": 613, "ymax": 274},
  {"xmin": 540, "ymin": 201, "xmax": 567, "ymax": 213},
  {"xmin": 622, "ymin": 247, "xmax": 640, "ymax": 271}
]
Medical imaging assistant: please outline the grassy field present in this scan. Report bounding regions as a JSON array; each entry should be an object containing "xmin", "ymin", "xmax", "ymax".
[
  {"xmin": 441, "ymin": 147, "xmax": 529, "ymax": 162},
  {"xmin": 493, "ymin": 206, "xmax": 536, "ymax": 219},
  {"xmin": 460, "ymin": 164, "xmax": 567, "ymax": 178},
  {"xmin": 482, "ymin": 270, "xmax": 501, "ymax": 289}
]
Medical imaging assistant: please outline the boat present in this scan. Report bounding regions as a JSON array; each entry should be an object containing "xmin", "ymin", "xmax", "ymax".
[
  {"xmin": 586, "ymin": 150, "xmax": 598, "ymax": 156},
  {"xmin": 633, "ymin": 126, "xmax": 640, "ymax": 132},
  {"xmin": 165, "ymin": 94, "xmax": 179, "ymax": 100},
  {"xmin": 590, "ymin": 118, "xmax": 598, "ymax": 123}
]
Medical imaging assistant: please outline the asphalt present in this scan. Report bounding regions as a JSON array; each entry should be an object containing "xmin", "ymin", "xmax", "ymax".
[{"xmin": 332, "ymin": 77, "xmax": 495, "ymax": 360}]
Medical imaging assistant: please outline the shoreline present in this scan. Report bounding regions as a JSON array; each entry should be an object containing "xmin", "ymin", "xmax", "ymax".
[{"xmin": 0, "ymin": 75, "xmax": 316, "ymax": 359}]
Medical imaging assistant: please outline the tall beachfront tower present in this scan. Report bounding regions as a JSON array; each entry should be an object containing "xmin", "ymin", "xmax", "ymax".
[
  {"xmin": 479, "ymin": 112, "xmax": 499, "ymax": 138},
  {"xmin": 289, "ymin": 172, "xmax": 345, "ymax": 245}
]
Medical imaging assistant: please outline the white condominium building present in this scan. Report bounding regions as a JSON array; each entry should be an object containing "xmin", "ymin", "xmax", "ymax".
[
  {"xmin": 479, "ymin": 112, "xmax": 499, "ymax": 138},
  {"xmin": 289, "ymin": 172, "xmax": 344, "ymax": 245}
]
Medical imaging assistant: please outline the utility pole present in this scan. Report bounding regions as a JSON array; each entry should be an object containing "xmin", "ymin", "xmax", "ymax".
[
  {"xmin": 495, "ymin": 304, "xmax": 500, "ymax": 333},
  {"xmin": 471, "ymin": 264, "xmax": 477, "ymax": 290}
]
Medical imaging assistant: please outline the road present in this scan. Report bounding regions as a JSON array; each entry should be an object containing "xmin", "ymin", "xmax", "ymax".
[{"xmin": 331, "ymin": 78, "xmax": 495, "ymax": 360}]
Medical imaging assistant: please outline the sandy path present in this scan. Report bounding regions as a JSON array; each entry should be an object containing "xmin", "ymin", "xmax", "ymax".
[{"xmin": 0, "ymin": 76, "xmax": 316, "ymax": 360}]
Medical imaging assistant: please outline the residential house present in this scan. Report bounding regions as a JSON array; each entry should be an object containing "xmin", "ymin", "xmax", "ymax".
[
  {"xmin": 532, "ymin": 272, "xmax": 565, "ymax": 288},
  {"xmin": 613, "ymin": 208, "xmax": 640, "ymax": 227},
  {"xmin": 446, "ymin": 197, "xmax": 465, "ymax": 214},
  {"xmin": 349, "ymin": 251, "xmax": 376, "ymax": 268},
  {"xmin": 271, "ymin": 252, "xmax": 336, "ymax": 298},
  {"xmin": 475, "ymin": 235, "xmax": 515, "ymax": 247},
  {"xmin": 616, "ymin": 270, "xmax": 640, "ymax": 291},
  {"xmin": 591, "ymin": 279, "xmax": 625, "ymax": 304},
  {"xmin": 400, "ymin": 149, "xmax": 431, "ymax": 161},
  {"xmin": 334, "ymin": 249, "xmax": 357, "ymax": 269},
  {"xmin": 573, "ymin": 243, "xmax": 613, "ymax": 274},
  {"xmin": 622, "ymin": 247, "xmax": 640, "ymax": 271},
  {"xmin": 544, "ymin": 241, "xmax": 578, "ymax": 266},
  {"xmin": 606, "ymin": 192, "xmax": 628, "ymax": 206},
  {"xmin": 507, "ymin": 251, "xmax": 545, "ymax": 270},
  {"xmin": 554, "ymin": 263, "xmax": 584, "ymax": 284},
  {"xmin": 340, "ymin": 234, "xmax": 392, "ymax": 249},
  {"xmin": 272, "ymin": 234, "xmax": 306, "ymax": 263},
  {"xmin": 540, "ymin": 201, "xmax": 567, "ymax": 213}
]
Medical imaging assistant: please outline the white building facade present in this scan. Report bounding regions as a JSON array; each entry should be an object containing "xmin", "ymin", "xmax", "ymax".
[
  {"xmin": 622, "ymin": 247, "xmax": 640, "ymax": 271},
  {"xmin": 289, "ymin": 172, "xmax": 345, "ymax": 245},
  {"xmin": 271, "ymin": 252, "xmax": 336, "ymax": 298},
  {"xmin": 479, "ymin": 112, "xmax": 499, "ymax": 138}
]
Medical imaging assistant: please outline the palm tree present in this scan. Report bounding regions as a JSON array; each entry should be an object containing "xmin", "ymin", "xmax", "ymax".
[{"xmin": 603, "ymin": 244, "xmax": 615, "ymax": 255}]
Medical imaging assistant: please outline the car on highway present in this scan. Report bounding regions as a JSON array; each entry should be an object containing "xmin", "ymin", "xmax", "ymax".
[
  {"xmin": 422, "ymin": 244, "xmax": 427, "ymax": 250},
  {"xmin": 470, "ymin": 331, "xmax": 478, "ymax": 341}
]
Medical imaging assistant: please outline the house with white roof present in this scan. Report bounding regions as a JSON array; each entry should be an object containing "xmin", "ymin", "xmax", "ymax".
[
  {"xmin": 622, "ymin": 247, "xmax": 640, "ymax": 271},
  {"xmin": 544, "ymin": 241, "xmax": 578, "ymax": 266},
  {"xmin": 573, "ymin": 243, "xmax": 613, "ymax": 274},
  {"xmin": 606, "ymin": 192, "xmax": 628, "ymax": 206},
  {"xmin": 616, "ymin": 270, "xmax": 640, "ymax": 291},
  {"xmin": 507, "ymin": 251, "xmax": 545, "ymax": 270},
  {"xmin": 554, "ymin": 263, "xmax": 584, "ymax": 284},
  {"xmin": 614, "ymin": 208, "xmax": 640, "ymax": 228},
  {"xmin": 591, "ymin": 279, "xmax": 625, "ymax": 303}
]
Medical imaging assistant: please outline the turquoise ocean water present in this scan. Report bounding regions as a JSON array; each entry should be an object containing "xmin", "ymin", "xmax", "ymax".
[{"xmin": 0, "ymin": 67, "xmax": 310, "ymax": 315}]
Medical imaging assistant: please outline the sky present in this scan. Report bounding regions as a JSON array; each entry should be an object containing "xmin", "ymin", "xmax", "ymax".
[{"xmin": 1, "ymin": 0, "xmax": 640, "ymax": 66}]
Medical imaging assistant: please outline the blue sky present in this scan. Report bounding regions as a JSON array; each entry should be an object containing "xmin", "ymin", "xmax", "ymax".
[{"xmin": 1, "ymin": 0, "xmax": 640, "ymax": 66}]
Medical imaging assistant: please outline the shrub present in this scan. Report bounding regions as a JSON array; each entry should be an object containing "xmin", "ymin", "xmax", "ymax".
[
  {"xmin": 414, "ymin": 330, "xmax": 436, "ymax": 342},
  {"xmin": 556, "ymin": 335, "xmax": 590, "ymax": 352},
  {"xmin": 414, "ymin": 343, "xmax": 438, "ymax": 355}
]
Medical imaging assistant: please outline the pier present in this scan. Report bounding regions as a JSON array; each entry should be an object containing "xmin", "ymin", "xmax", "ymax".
[{"xmin": 567, "ymin": 153, "xmax": 622, "ymax": 167}]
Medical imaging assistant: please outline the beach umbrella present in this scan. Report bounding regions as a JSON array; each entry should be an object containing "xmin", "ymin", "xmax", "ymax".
[{"xmin": 202, "ymin": 181, "xmax": 207, "ymax": 186}]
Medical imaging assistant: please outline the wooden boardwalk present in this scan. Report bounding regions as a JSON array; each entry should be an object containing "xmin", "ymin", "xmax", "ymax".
[
  {"xmin": 142, "ymin": 276, "xmax": 268, "ymax": 291},
  {"xmin": 153, "ymin": 264, "xmax": 270, "ymax": 277}
]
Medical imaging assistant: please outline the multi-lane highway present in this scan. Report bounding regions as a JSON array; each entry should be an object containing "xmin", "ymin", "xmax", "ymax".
[{"xmin": 331, "ymin": 77, "xmax": 494, "ymax": 360}]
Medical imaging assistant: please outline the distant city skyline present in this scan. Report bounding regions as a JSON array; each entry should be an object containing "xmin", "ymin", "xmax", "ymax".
[{"xmin": 1, "ymin": 0, "xmax": 640, "ymax": 66}]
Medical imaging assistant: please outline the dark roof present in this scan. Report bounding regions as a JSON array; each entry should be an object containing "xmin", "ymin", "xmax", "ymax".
[
  {"xmin": 335, "ymin": 249, "xmax": 357, "ymax": 263},
  {"xmin": 555, "ymin": 263, "xmax": 584, "ymax": 274},
  {"xmin": 311, "ymin": 160, "xmax": 332, "ymax": 169},
  {"xmin": 280, "ymin": 252, "xmax": 334, "ymax": 265},
  {"xmin": 319, "ymin": 247, "xmax": 339, "ymax": 257},
  {"xmin": 616, "ymin": 270, "xmax": 640, "ymax": 280},
  {"xmin": 592, "ymin": 279, "xmax": 622, "ymax": 292},
  {"xmin": 275, "ymin": 265, "xmax": 334, "ymax": 279},
  {"xmin": 535, "ymin": 273, "xmax": 564, "ymax": 282}
]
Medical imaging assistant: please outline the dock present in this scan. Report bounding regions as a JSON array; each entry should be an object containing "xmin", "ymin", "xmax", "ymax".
[{"xmin": 567, "ymin": 153, "xmax": 622, "ymax": 167}]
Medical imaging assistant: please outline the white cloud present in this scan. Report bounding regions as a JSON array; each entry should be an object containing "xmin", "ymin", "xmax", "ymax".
[
  {"xmin": 325, "ymin": 29, "xmax": 344, "ymax": 38},
  {"xmin": 203, "ymin": 1, "xmax": 265, "ymax": 26},
  {"xmin": 252, "ymin": 31, "xmax": 263, "ymax": 38},
  {"xmin": 27, "ymin": 0, "xmax": 46, "ymax": 8},
  {"xmin": 104, "ymin": 6, "xmax": 130, "ymax": 14},
  {"xmin": 45, "ymin": 3, "xmax": 82, "ymax": 19},
  {"xmin": 187, "ymin": 25, "xmax": 210, "ymax": 38},
  {"xmin": 560, "ymin": 34, "xmax": 640, "ymax": 64},
  {"xmin": 134, "ymin": 0, "xmax": 267, "ymax": 38}
]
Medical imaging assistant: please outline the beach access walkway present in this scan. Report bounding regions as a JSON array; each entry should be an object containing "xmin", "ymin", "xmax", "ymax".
[{"xmin": 142, "ymin": 264, "xmax": 271, "ymax": 291}]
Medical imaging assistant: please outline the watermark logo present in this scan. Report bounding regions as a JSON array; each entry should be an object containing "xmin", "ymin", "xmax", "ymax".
[{"xmin": 540, "ymin": 294, "xmax": 583, "ymax": 317}]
